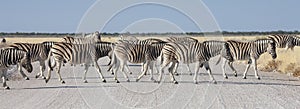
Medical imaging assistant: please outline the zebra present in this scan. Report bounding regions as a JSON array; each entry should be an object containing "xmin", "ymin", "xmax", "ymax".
[
  {"xmin": 159, "ymin": 41, "xmax": 231, "ymax": 84},
  {"xmin": 111, "ymin": 41, "xmax": 166, "ymax": 83},
  {"xmin": 0, "ymin": 48, "xmax": 33, "ymax": 89},
  {"xmin": 218, "ymin": 39, "xmax": 277, "ymax": 79},
  {"xmin": 45, "ymin": 42, "xmax": 111, "ymax": 83},
  {"xmin": 268, "ymin": 34, "xmax": 300, "ymax": 51},
  {"xmin": 62, "ymin": 31, "xmax": 101, "ymax": 44},
  {"xmin": 7, "ymin": 41, "xmax": 55, "ymax": 80},
  {"xmin": 165, "ymin": 36, "xmax": 198, "ymax": 75},
  {"xmin": 170, "ymin": 40, "xmax": 233, "ymax": 76},
  {"xmin": 108, "ymin": 38, "xmax": 166, "ymax": 75},
  {"xmin": 159, "ymin": 41, "xmax": 223, "ymax": 84}
]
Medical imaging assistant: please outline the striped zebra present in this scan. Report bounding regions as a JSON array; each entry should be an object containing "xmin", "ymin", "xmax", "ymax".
[
  {"xmin": 159, "ymin": 41, "xmax": 231, "ymax": 84},
  {"xmin": 219, "ymin": 39, "xmax": 277, "ymax": 79},
  {"xmin": 0, "ymin": 48, "xmax": 33, "ymax": 89},
  {"xmin": 171, "ymin": 40, "xmax": 233, "ymax": 76},
  {"xmin": 7, "ymin": 41, "xmax": 55, "ymax": 80},
  {"xmin": 45, "ymin": 42, "xmax": 112, "ymax": 83},
  {"xmin": 62, "ymin": 31, "xmax": 101, "ymax": 44},
  {"xmin": 268, "ymin": 34, "xmax": 300, "ymax": 51},
  {"xmin": 108, "ymin": 38, "xmax": 166, "ymax": 75},
  {"xmin": 111, "ymin": 41, "xmax": 166, "ymax": 83},
  {"xmin": 165, "ymin": 36, "xmax": 198, "ymax": 75}
]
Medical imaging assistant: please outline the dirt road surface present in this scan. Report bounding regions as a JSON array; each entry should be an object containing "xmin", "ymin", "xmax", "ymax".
[{"xmin": 1, "ymin": 57, "xmax": 299, "ymax": 109}]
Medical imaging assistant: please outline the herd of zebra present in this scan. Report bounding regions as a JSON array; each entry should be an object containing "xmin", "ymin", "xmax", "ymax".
[{"xmin": 0, "ymin": 32, "xmax": 299, "ymax": 89}]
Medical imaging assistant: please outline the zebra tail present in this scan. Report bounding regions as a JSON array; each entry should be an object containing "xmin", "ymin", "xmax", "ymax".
[
  {"xmin": 160, "ymin": 52, "xmax": 164, "ymax": 65},
  {"xmin": 107, "ymin": 44, "xmax": 116, "ymax": 72},
  {"xmin": 215, "ymin": 55, "xmax": 222, "ymax": 65},
  {"xmin": 47, "ymin": 50, "xmax": 55, "ymax": 71}
]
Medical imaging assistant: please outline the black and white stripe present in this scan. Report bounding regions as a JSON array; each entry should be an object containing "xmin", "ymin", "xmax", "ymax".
[
  {"xmin": 45, "ymin": 42, "xmax": 110, "ymax": 83},
  {"xmin": 159, "ymin": 41, "xmax": 227, "ymax": 84},
  {"xmin": 111, "ymin": 41, "xmax": 166, "ymax": 83},
  {"xmin": 0, "ymin": 48, "xmax": 32, "ymax": 89},
  {"xmin": 165, "ymin": 37, "xmax": 198, "ymax": 75},
  {"xmin": 8, "ymin": 42, "xmax": 55, "ymax": 80},
  {"xmin": 268, "ymin": 34, "xmax": 300, "ymax": 51},
  {"xmin": 220, "ymin": 39, "xmax": 277, "ymax": 79}
]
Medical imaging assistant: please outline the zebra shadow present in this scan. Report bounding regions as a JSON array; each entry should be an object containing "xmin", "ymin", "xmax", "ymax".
[
  {"xmin": 219, "ymin": 81, "xmax": 300, "ymax": 87},
  {"xmin": 18, "ymin": 85, "xmax": 116, "ymax": 90}
]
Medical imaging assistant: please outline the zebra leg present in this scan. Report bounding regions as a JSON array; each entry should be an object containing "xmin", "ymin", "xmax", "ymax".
[
  {"xmin": 242, "ymin": 63, "xmax": 251, "ymax": 79},
  {"xmin": 193, "ymin": 62, "xmax": 201, "ymax": 84},
  {"xmin": 36, "ymin": 61, "xmax": 46, "ymax": 79},
  {"xmin": 252, "ymin": 59, "xmax": 260, "ymax": 80},
  {"xmin": 203, "ymin": 62, "xmax": 217, "ymax": 84},
  {"xmin": 120, "ymin": 61, "xmax": 130, "ymax": 82},
  {"xmin": 186, "ymin": 64, "xmax": 193, "ymax": 75},
  {"xmin": 158, "ymin": 61, "xmax": 169, "ymax": 84},
  {"xmin": 173, "ymin": 62, "xmax": 179, "ymax": 76},
  {"xmin": 222, "ymin": 59, "xmax": 228, "ymax": 79},
  {"xmin": 17, "ymin": 64, "xmax": 29, "ymax": 80},
  {"xmin": 136, "ymin": 61, "xmax": 150, "ymax": 82},
  {"xmin": 83, "ymin": 64, "xmax": 89, "ymax": 83},
  {"xmin": 154, "ymin": 61, "xmax": 160, "ymax": 74},
  {"xmin": 55, "ymin": 62, "xmax": 65, "ymax": 84},
  {"xmin": 168, "ymin": 62, "xmax": 178, "ymax": 84},
  {"xmin": 1, "ymin": 70, "xmax": 9, "ymax": 89},
  {"xmin": 93, "ymin": 61, "xmax": 106, "ymax": 83},
  {"xmin": 113, "ymin": 59, "xmax": 120, "ymax": 83},
  {"xmin": 228, "ymin": 62, "xmax": 238, "ymax": 77},
  {"xmin": 124, "ymin": 64, "xmax": 133, "ymax": 75},
  {"xmin": 149, "ymin": 61, "xmax": 155, "ymax": 81}
]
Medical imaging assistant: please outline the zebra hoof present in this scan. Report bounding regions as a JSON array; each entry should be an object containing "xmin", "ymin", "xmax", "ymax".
[
  {"xmin": 83, "ymin": 80, "xmax": 88, "ymax": 83},
  {"xmin": 150, "ymin": 78, "xmax": 155, "ymax": 81},
  {"xmin": 224, "ymin": 76, "xmax": 228, "ymax": 79},
  {"xmin": 45, "ymin": 79, "xmax": 49, "ymax": 83},
  {"xmin": 127, "ymin": 79, "xmax": 130, "ymax": 82},
  {"xmin": 189, "ymin": 73, "xmax": 193, "ymax": 76},
  {"xmin": 6, "ymin": 78, "xmax": 9, "ymax": 81},
  {"xmin": 102, "ymin": 79, "xmax": 106, "ymax": 83},
  {"xmin": 129, "ymin": 72, "xmax": 132, "ymax": 75},
  {"xmin": 243, "ymin": 77, "xmax": 247, "ymax": 79},
  {"xmin": 194, "ymin": 81, "xmax": 198, "ymax": 84},
  {"xmin": 175, "ymin": 73, "xmax": 179, "ymax": 76},
  {"xmin": 257, "ymin": 77, "xmax": 261, "ymax": 80},
  {"xmin": 212, "ymin": 80, "xmax": 217, "ymax": 84},
  {"xmin": 42, "ymin": 76, "xmax": 46, "ymax": 79},
  {"xmin": 116, "ymin": 80, "xmax": 120, "ymax": 83},
  {"xmin": 111, "ymin": 72, "xmax": 114, "ymax": 75},
  {"xmin": 25, "ymin": 77, "xmax": 30, "ymax": 80},
  {"xmin": 4, "ymin": 86, "xmax": 10, "ymax": 90},
  {"xmin": 136, "ymin": 79, "xmax": 139, "ymax": 82},
  {"xmin": 35, "ymin": 75, "xmax": 39, "ymax": 78},
  {"xmin": 234, "ymin": 74, "xmax": 238, "ymax": 77},
  {"xmin": 61, "ymin": 81, "xmax": 65, "ymax": 84},
  {"xmin": 174, "ymin": 81, "xmax": 178, "ymax": 84}
]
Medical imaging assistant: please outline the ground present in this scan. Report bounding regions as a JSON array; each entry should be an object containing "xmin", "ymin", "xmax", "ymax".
[{"xmin": 1, "ymin": 57, "xmax": 299, "ymax": 109}]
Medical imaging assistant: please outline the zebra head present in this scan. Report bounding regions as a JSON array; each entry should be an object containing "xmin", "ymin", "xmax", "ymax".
[
  {"xmin": 94, "ymin": 31, "xmax": 101, "ymax": 42},
  {"xmin": 267, "ymin": 39, "xmax": 277, "ymax": 59},
  {"xmin": 20, "ymin": 51, "xmax": 33, "ymax": 73}
]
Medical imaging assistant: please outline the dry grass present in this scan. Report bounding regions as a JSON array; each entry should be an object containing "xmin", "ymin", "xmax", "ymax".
[{"xmin": 257, "ymin": 47, "xmax": 300, "ymax": 77}]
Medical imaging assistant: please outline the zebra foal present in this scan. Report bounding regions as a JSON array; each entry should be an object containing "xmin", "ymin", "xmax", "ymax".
[
  {"xmin": 219, "ymin": 39, "xmax": 277, "ymax": 79},
  {"xmin": 0, "ymin": 48, "xmax": 32, "ymax": 89}
]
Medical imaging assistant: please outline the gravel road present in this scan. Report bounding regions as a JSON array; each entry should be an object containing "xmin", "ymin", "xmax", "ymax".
[{"xmin": 1, "ymin": 57, "xmax": 299, "ymax": 109}]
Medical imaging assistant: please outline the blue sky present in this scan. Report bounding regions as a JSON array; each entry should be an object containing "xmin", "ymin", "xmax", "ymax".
[{"xmin": 0, "ymin": 0, "xmax": 299, "ymax": 33}]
